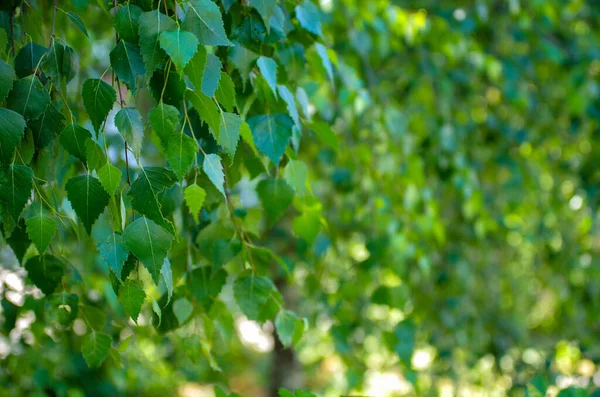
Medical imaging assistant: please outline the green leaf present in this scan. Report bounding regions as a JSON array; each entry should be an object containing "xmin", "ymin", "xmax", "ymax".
[
  {"xmin": 98, "ymin": 163, "xmax": 122, "ymax": 196},
  {"xmin": 251, "ymin": 0, "xmax": 278, "ymax": 29},
  {"xmin": 202, "ymin": 53, "xmax": 222, "ymax": 97},
  {"xmin": 315, "ymin": 43, "xmax": 334, "ymax": 84},
  {"xmin": 159, "ymin": 29, "xmax": 199, "ymax": 71},
  {"xmin": 65, "ymin": 174, "xmax": 110, "ymax": 234},
  {"xmin": 295, "ymin": 0, "xmax": 322, "ymax": 36},
  {"xmin": 109, "ymin": 41, "xmax": 145, "ymax": 92},
  {"xmin": 24, "ymin": 254, "xmax": 64, "ymax": 295},
  {"xmin": 184, "ymin": 183, "xmax": 206, "ymax": 223},
  {"xmin": 14, "ymin": 42, "xmax": 47, "ymax": 78},
  {"xmin": 7, "ymin": 75, "xmax": 51, "ymax": 120},
  {"xmin": 161, "ymin": 259, "xmax": 173, "ymax": 303},
  {"xmin": 189, "ymin": 266, "xmax": 227, "ymax": 310},
  {"xmin": 296, "ymin": 87, "xmax": 311, "ymax": 120},
  {"xmin": 82, "ymin": 78, "xmax": 116, "ymax": 135},
  {"xmin": 257, "ymin": 179, "xmax": 294, "ymax": 225},
  {"xmin": 183, "ymin": 0, "xmax": 232, "ymax": 47},
  {"xmin": 283, "ymin": 160, "xmax": 307, "ymax": 195},
  {"xmin": 187, "ymin": 90, "xmax": 220, "ymax": 136},
  {"xmin": 277, "ymin": 85, "xmax": 300, "ymax": 128},
  {"xmin": 293, "ymin": 210, "xmax": 320, "ymax": 244},
  {"xmin": 139, "ymin": 10, "xmax": 177, "ymax": 80},
  {"xmin": 248, "ymin": 114, "xmax": 294, "ymax": 165},
  {"xmin": 234, "ymin": 276, "xmax": 283, "ymax": 322},
  {"xmin": 29, "ymin": 103, "xmax": 66, "ymax": 149},
  {"xmin": 60, "ymin": 124, "xmax": 92, "ymax": 162},
  {"xmin": 123, "ymin": 216, "xmax": 174, "ymax": 284},
  {"xmin": 275, "ymin": 310, "xmax": 305, "ymax": 348},
  {"xmin": 173, "ymin": 298, "xmax": 193, "ymax": 325},
  {"xmin": 0, "ymin": 59, "xmax": 16, "ymax": 102},
  {"xmin": 115, "ymin": 4, "xmax": 143, "ymax": 44},
  {"xmin": 184, "ymin": 45, "xmax": 207, "ymax": 91},
  {"xmin": 42, "ymin": 42, "xmax": 73, "ymax": 84},
  {"xmin": 82, "ymin": 333, "xmax": 111, "ymax": 368},
  {"xmin": 239, "ymin": 120, "xmax": 258, "ymax": 156},
  {"xmin": 0, "ymin": 108, "xmax": 26, "ymax": 164},
  {"xmin": 118, "ymin": 280, "xmax": 146, "ymax": 323},
  {"xmin": 166, "ymin": 130, "xmax": 197, "ymax": 180},
  {"xmin": 26, "ymin": 212, "xmax": 57, "ymax": 253},
  {"xmin": 203, "ymin": 153, "xmax": 225, "ymax": 197},
  {"xmin": 97, "ymin": 232, "xmax": 129, "ymax": 278},
  {"xmin": 0, "ymin": 165, "xmax": 33, "ymax": 221},
  {"xmin": 217, "ymin": 112, "xmax": 241, "ymax": 159},
  {"xmin": 84, "ymin": 139, "xmax": 107, "ymax": 171},
  {"xmin": 148, "ymin": 102, "xmax": 180, "ymax": 150},
  {"xmin": 61, "ymin": 10, "xmax": 89, "ymax": 38},
  {"xmin": 115, "ymin": 107, "xmax": 144, "ymax": 156},
  {"xmin": 215, "ymin": 72, "xmax": 236, "ymax": 112},
  {"xmin": 257, "ymin": 56, "xmax": 278, "ymax": 96},
  {"xmin": 309, "ymin": 121, "xmax": 339, "ymax": 153},
  {"xmin": 128, "ymin": 167, "xmax": 177, "ymax": 234},
  {"xmin": 80, "ymin": 305, "xmax": 106, "ymax": 331}
]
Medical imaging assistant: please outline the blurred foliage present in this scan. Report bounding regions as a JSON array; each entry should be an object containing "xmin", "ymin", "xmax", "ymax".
[{"xmin": 1, "ymin": 0, "xmax": 600, "ymax": 396}]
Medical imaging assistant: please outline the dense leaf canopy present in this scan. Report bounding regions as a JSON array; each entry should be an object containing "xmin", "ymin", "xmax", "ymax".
[{"xmin": 1, "ymin": 1, "xmax": 600, "ymax": 396}]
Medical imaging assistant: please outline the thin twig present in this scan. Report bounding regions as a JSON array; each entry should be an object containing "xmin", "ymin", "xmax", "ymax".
[{"xmin": 50, "ymin": 0, "xmax": 57, "ymax": 46}]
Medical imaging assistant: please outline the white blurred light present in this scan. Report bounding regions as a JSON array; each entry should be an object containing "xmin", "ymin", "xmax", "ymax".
[
  {"xmin": 569, "ymin": 195, "xmax": 583, "ymax": 210},
  {"xmin": 453, "ymin": 9, "xmax": 466, "ymax": 21},
  {"xmin": 412, "ymin": 348, "xmax": 434, "ymax": 370},
  {"xmin": 365, "ymin": 371, "xmax": 411, "ymax": 396},
  {"xmin": 236, "ymin": 317, "xmax": 274, "ymax": 353}
]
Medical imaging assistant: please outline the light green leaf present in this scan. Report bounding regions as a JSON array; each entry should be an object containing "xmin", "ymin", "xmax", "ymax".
[
  {"xmin": 98, "ymin": 163, "xmax": 122, "ymax": 195},
  {"xmin": 123, "ymin": 216, "xmax": 174, "ymax": 285},
  {"xmin": 166, "ymin": 130, "xmax": 197, "ymax": 180},
  {"xmin": 7, "ymin": 75, "xmax": 51, "ymax": 120},
  {"xmin": 187, "ymin": 90, "xmax": 220, "ymax": 136},
  {"xmin": 97, "ymin": 232, "xmax": 129, "ymax": 278},
  {"xmin": 217, "ymin": 112, "xmax": 241, "ymax": 159},
  {"xmin": 183, "ymin": 0, "xmax": 232, "ymax": 46},
  {"xmin": 275, "ymin": 310, "xmax": 305, "ymax": 348},
  {"xmin": 293, "ymin": 210, "xmax": 320, "ymax": 244},
  {"xmin": 315, "ymin": 43, "xmax": 334, "ymax": 84},
  {"xmin": 24, "ymin": 254, "xmax": 64, "ymax": 295},
  {"xmin": 296, "ymin": 87, "xmax": 311, "ymax": 120},
  {"xmin": 139, "ymin": 10, "xmax": 177, "ymax": 80},
  {"xmin": 251, "ymin": 0, "xmax": 278, "ymax": 29},
  {"xmin": 203, "ymin": 153, "xmax": 225, "ymax": 197},
  {"xmin": 82, "ymin": 78, "xmax": 116, "ymax": 135},
  {"xmin": 0, "ymin": 165, "xmax": 33, "ymax": 221},
  {"xmin": 115, "ymin": 107, "xmax": 144, "ymax": 156},
  {"xmin": 159, "ymin": 29, "xmax": 199, "ymax": 71},
  {"xmin": 184, "ymin": 45, "xmax": 207, "ymax": 91},
  {"xmin": 128, "ymin": 167, "xmax": 177, "ymax": 234},
  {"xmin": 239, "ymin": 120, "xmax": 258, "ymax": 156},
  {"xmin": 118, "ymin": 280, "xmax": 146, "ymax": 323},
  {"xmin": 61, "ymin": 10, "xmax": 89, "ymax": 38},
  {"xmin": 215, "ymin": 72, "xmax": 236, "ymax": 112},
  {"xmin": 309, "ymin": 121, "xmax": 339, "ymax": 153},
  {"xmin": 80, "ymin": 305, "xmax": 106, "ymax": 331},
  {"xmin": 184, "ymin": 183, "xmax": 206, "ymax": 223},
  {"xmin": 109, "ymin": 41, "xmax": 145, "ymax": 92},
  {"xmin": 173, "ymin": 298, "xmax": 193, "ymax": 325},
  {"xmin": 230, "ymin": 43, "xmax": 258, "ymax": 88},
  {"xmin": 234, "ymin": 276, "xmax": 283, "ymax": 322},
  {"xmin": 295, "ymin": 0, "xmax": 322, "ymax": 36},
  {"xmin": 82, "ymin": 333, "xmax": 111, "ymax": 368},
  {"xmin": 60, "ymin": 124, "xmax": 92, "ymax": 162},
  {"xmin": 0, "ymin": 108, "xmax": 26, "ymax": 164},
  {"xmin": 257, "ymin": 56, "xmax": 278, "ymax": 96},
  {"xmin": 0, "ymin": 59, "xmax": 16, "ymax": 102},
  {"xmin": 202, "ymin": 53, "xmax": 222, "ymax": 98},
  {"xmin": 283, "ymin": 160, "xmax": 307, "ymax": 195},
  {"xmin": 248, "ymin": 114, "xmax": 294, "ymax": 165},
  {"xmin": 161, "ymin": 259, "xmax": 173, "ymax": 303},
  {"xmin": 65, "ymin": 174, "xmax": 110, "ymax": 234},
  {"xmin": 257, "ymin": 179, "xmax": 294, "ymax": 225},
  {"xmin": 277, "ymin": 85, "xmax": 300, "ymax": 129},
  {"xmin": 26, "ymin": 212, "xmax": 57, "ymax": 253},
  {"xmin": 84, "ymin": 138, "xmax": 107, "ymax": 171},
  {"xmin": 115, "ymin": 4, "xmax": 143, "ymax": 44},
  {"xmin": 148, "ymin": 102, "xmax": 180, "ymax": 151}
]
